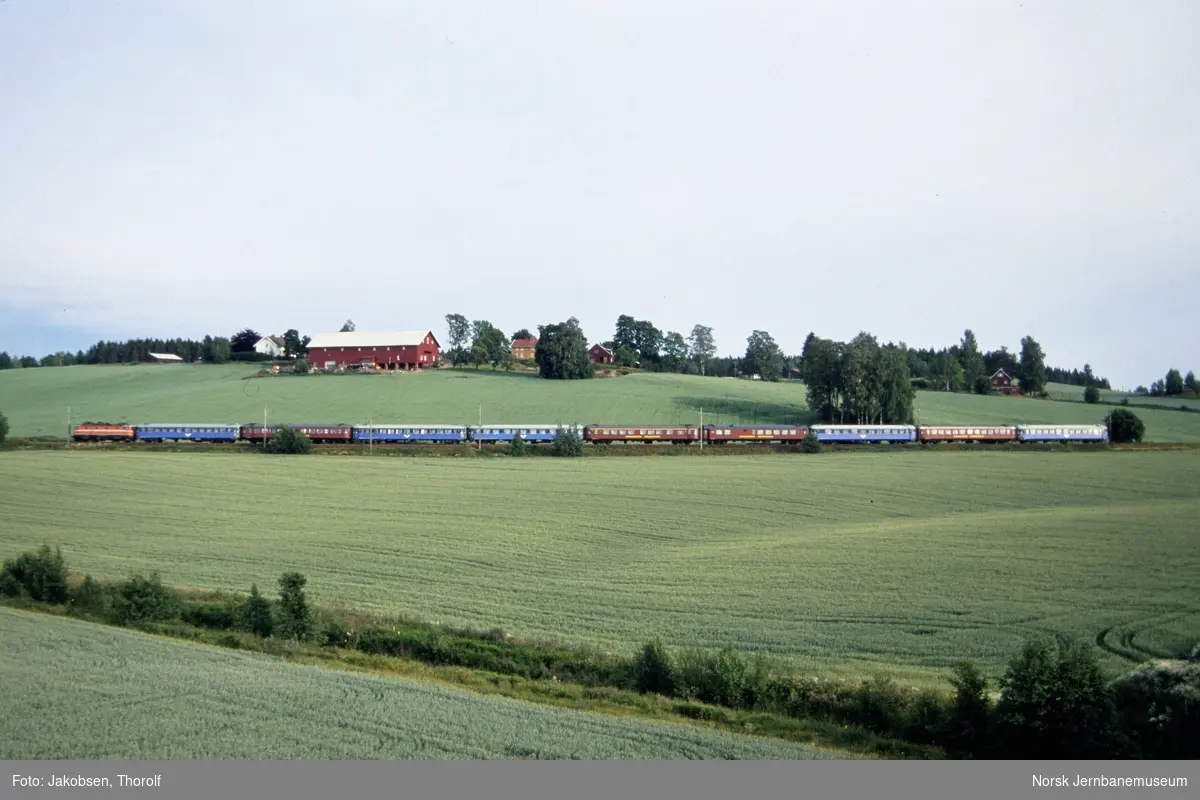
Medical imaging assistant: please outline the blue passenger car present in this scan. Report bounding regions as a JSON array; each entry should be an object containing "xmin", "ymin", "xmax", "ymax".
[
  {"xmin": 811, "ymin": 424, "xmax": 917, "ymax": 443},
  {"xmin": 134, "ymin": 424, "xmax": 240, "ymax": 442},
  {"xmin": 1016, "ymin": 425, "xmax": 1108, "ymax": 443},
  {"xmin": 352, "ymin": 425, "xmax": 467, "ymax": 444},
  {"xmin": 468, "ymin": 424, "xmax": 582, "ymax": 443}
]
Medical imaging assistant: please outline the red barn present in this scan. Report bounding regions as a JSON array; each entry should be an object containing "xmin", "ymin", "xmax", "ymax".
[
  {"xmin": 990, "ymin": 368, "xmax": 1017, "ymax": 395},
  {"xmin": 307, "ymin": 330, "xmax": 440, "ymax": 372},
  {"xmin": 588, "ymin": 344, "xmax": 614, "ymax": 365}
]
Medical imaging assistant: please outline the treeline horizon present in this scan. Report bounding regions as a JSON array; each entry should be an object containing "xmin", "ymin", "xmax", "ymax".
[{"xmin": 1, "ymin": 315, "xmax": 1196, "ymax": 400}]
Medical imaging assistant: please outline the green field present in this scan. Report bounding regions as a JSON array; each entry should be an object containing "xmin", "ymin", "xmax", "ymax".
[
  {"xmin": 0, "ymin": 608, "xmax": 826, "ymax": 759},
  {"xmin": 3, "ymin": 363, "xmax": 1200, "ymax": 441},
  {"xmin": 2, "ymin": 450, "xmax": 1196, "ymax": 681},
  {"xmin": 1045, "ymin": 381, "xmax": 1200, "ymax": 410}
]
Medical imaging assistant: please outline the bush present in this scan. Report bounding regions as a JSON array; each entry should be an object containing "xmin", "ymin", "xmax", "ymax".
[
  {"xmin": 674, "ymin": 646, "xmax": 771, "ymax": 710},
  {"xmin": 1106, "ymin": 408, "xmax": 1145, "ymax": 443},
  {"xmin": 550, "ymin": 428, "xmax": 583, "ymax": 457},
  {"xmin": 0, "ymin": 409, "xmax": 8, "ymax": 445},
  {"xmin": 509, "ymin": 431, "xmax": 527, "ymax": 457},
  {"xmin": 802, "ymin": 429, "xmax": 822, "ymax": 453},
  {"xmin": 1084, "ymin": 386, "xmax": 1100, "ymax": 404},
  {"xmin": 1110, "ymin": 660, "xmax": 1200, "ymax": 758},
  {"xmin": 237, "ymin": 583, "xmax": 274, "ymax": 637},
  {"xmin": 0, "ymin": 545, "xmax": 69, "ymax": 604},
  {"xmin": 68, "ymin": 575, "xmax": 107, "ymax": 615},
  {"xmin": 294, "ymin": 359, "xmax": 310, "ymax": 374},
  {"xmin": 276, "ymin": 572, "xmax": 312, "ymax": 640},
  {"xmin": 265, "ymin": 426, "xmax": 313, "ymax": 454},
  {"xmin": 181, "ymin": 601, "xmax": 237, "ymax": 630},
  {"xmin": 852, "ymin": 675, "xmax": 908, "ymax": 733},
  {"xmin": 633, "ymin": 639, "xmax": 676, "ymax": 696},
  {"xmin": 110, "ymin": 572, "xmax": 178, "ymax": 625}
]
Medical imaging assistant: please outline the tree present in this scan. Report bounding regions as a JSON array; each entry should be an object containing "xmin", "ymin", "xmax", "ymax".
[
  {"xmin": 282, "ymin": 329, "xmax": 308, "ymax": 358},
  {"xmin": 276, "ymin": 572, "xmax": 312, "ymax": 641},
  {"xmin": 631, "ymin": 319, "xmax": 663, "ymax": 367},
  {"xmin": 959, "ymin": 330, "xmax": 985, "ymax": 393},
  {"xmin": 1018, "ymin": 336, "xmax": 1047, "ymax": 395},
  {"xmin": 944, "ymin": 661, "xmax": 991, "ymax": 757},
  {"xmin": 744, "ymin": 331, "xmax": 784, "ymax": 381},
  {"xmin": 0, "ymin": 352, "xmax": 11, "ymax": 370},
  {"xmin": 535, "ymin": 318, "xmax": 592, "ymax": 380},
  {"xmin": 992, "ymin": 638, "xmax": 1122, "ymax": 758},
  {"xmin": 0, "ymin": 409, "xmax": 8, "ymax": 447},
  {"xmin": 1106, "ymin": 409, "xmax": 1145, "ymax": 444},
  {"xmin": 1084, "ymin": 386, "xmax": 1101, "ymax": 404},
  {"xmin": 509, "ymin": 430, "xmax": 527, "ymax": 456},
  {"xmin": 237, "ymin": 583, "xmax": 274, "ymax": 637},
  {"xmin": 201, "ymin": 336, "xmax": 232, "ymax": 364},
  {"xmin": 511, "ymin": 328, "xmax": 533, "ymax": 341},
  {"xmin": 1186, "ymin": 371, "xmax": 1197, "ymax": 395},
  {"xmin": 687, "ymin": 325, "xmax": 716, "ymax": 376},
  {"xmin": 470, "ymin": 320, "xmax": 508, "ymax": 369},
  {"xmin": 1164, "ymin": 368, "xmax": 1184, "ymax": 396},
  {"xmin": 613, "ymin": 315, "xmax": 638, "ymax": 355},
  {"xmin": 339, "ymin": 319, "xmax": 356, "ymax": 333},
  {"xmin": 801, "ymin": 429, "xmax": 822, "ymax": 453},
  {"xmin": 0, "ymin": 544, "xmax": 68, "ymax": 604},
  {"xmin": 231, "ymin": 329, "xmax": 261, "ymax": 353},
  {"xmin": 633, "ymin": 639, "xmax": 676, "ymax": 696},
  {"xmin": 469, "ymin": 340, "xmax": 488, "ymax": 369},
  {"xmin": 661, "ymin": 332, "xmax": 689, "ymax": 372},
  {"xmin": 444, "ymin": 314, "xmax": 470, "ymax": 365}
]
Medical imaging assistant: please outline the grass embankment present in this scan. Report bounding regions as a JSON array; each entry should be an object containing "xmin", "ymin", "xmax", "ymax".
[
  {"xmin": 4, "ymin": 364, "xmax": 1200, "ymax": 441},
  {"xmin": 1, "ymin": 450, "xmax": 1197, "ymax": 681},
  {"xmin": 0, "ymin": 607, "xmax": 837, "ymax": 760}
]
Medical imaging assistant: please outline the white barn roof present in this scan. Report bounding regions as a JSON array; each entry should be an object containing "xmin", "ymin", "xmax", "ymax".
[
  {"xmin": 307, "ymin": 330, "xmax": 437, "ymax": 349},
  {"xmin": 147, "ymin": 352, "xmax": 184, "ymax": 362}
]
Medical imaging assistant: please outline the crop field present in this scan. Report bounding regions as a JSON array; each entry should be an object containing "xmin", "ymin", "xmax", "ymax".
[
  {"xmin": 3, "ymin": 363, "xmax": 1200, "ymax": 442},
  {"xmin": 1045, "ymin": 381, "xmax": 1200, "ymax": 410},
  {"xmin": 0, "ymin": 609, "xmax": 826, "ymax": 760},
  {"xmin": 1, "ymin": 451, "xmax": 1197, "ymax": 682}
]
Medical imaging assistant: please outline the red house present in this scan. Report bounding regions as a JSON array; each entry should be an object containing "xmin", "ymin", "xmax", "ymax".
[
  {"xmin": 307, "ymin": 330, "xmax": 440, "ymax": 372},
  {"xmin": 990, "ymin": 368, "xmax": 1018, "ymax": 395},
  {"xmin": 510, "ymin": 338, "xmax": 538, "ymax": 360},
  {"xmin": 588, "ymin": 344, "xmax": 614, "ymax": 365}
]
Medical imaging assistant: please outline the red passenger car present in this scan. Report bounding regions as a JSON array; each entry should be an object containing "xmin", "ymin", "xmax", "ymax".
[
  {"xmin": 240, "ymin": 424, "xmax": 353, "ymax": 444},
  {"xmin": 704, "ymin": 425, "xmax": 808, "ymax": 444},
  {"xmin": 917, "ymin": 425, "xmax": 1017, "ymax": 443},
  {"xmin": 584, "ymin": 426, "xmax": 699, "ymax": 444}
]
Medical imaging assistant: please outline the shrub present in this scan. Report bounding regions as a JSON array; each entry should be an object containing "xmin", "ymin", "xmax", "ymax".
[
  {"xmin": 902, "ymin": 689, "xmax": 949, "ymax": 745},
  {"xmin": 852, "ymin": 675, "xmax": 908, "ymax": 733},
  {"xmin": 110, "ymin": 572, "xmax": 178, "ymax": 625},
  {"xmin": 276, "ymin": 572, "xmax": 312, "ymax": 640},
  {"xmin": 181, "ymin": 601, "xmax": 237, "ymax": 630},
  {"xmin": 1110, "ymin": 659, "xmax": 1200, "ymax": 758},
  {"xmin": 0, "ymin": 571, "xmax": 21, "ymax": 598},
  {"xmin": 0, "ymin": 545, "xmax": 69, "ymax": 604},
  {"xmin": 68, "ymin": 575, "xmax": 107, "ymax": 615},
  {"xmin": 550, "ymin": 428, "xmax": 583, "ymax": 457},
  {"xmin": 633, "ymin": 639, "xmax": 676, "ymax": 696},
  {"xmin": 509, "ymin": 431, "xmax": 527, "ymax": 457},
  {"xmin": 1084, "ymin": 386, "xmax": 1100, "ymax": 404},
  {"xmin": 674, "ymin": 646, "xmax": 771, "ymax": 710},
  {"xmin": 0, "ymin": 409, "xmax": 8, "ymax": 445},
  {"xmin": 973, "ymin": 376, "xmax": 990, "ymax": 395},
  {"xmin": 1106, "ymin": 409, "xmax": 1144, "ymax": 444},
  {"xmin": 265, "ymin": 426, "xmax": 313, "ymax": 454},
  {"xmin": 943, "ymin": 660, "xmax": 991, "ymax": 757},
  {"xmin": 237, "ymin": 583, "xmax": 274, "ymax": 637},
  {"xmin": 801, "ymin": 429, "xmax": 822, "ymax": 454},
  {"xmin": 294, "ymin": 359, "xmax": 310, "ymax": 374}
]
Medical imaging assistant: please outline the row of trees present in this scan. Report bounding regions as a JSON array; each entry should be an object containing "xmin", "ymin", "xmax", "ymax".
[{"xmin": 1136, "ymin": 368, "xmax": 1198, "ymax": 397}]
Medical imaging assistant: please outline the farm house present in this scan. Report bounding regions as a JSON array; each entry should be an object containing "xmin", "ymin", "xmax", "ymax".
[{"xmin": 307, "ymin": 330, "xmax": 440, "ymax": 371}]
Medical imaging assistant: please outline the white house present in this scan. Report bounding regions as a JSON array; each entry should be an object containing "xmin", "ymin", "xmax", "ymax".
[{"xmin": 255, "ymin": 335, "xmax": 285, "ymax": 357}]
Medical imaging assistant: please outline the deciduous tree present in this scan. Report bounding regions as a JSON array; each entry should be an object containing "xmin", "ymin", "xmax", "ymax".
[
  {"xmin": 535, "ymin": 318, "xmax": 592, "ymax": 380},
  {"xmin": 1165, "ymin": 368, "xmax": 1184, "ymax": 396},
  {"xmin": 1018, "ymin": 336, "xmax": 1048, "ymax": 395},
  {"xmin": 687, "ymin": 325, "xmax": 716, "ymax": 375},
  {"xmin": 444, "ymin": 313, "xmax": 470, "ymax": 364},
  {"xmin": 744, "ymin": 330, "xmax": 784, "ymax": 381},
  {"xmin": 231, "ymin": 329, "xmax": 261, "ymax": 353}
]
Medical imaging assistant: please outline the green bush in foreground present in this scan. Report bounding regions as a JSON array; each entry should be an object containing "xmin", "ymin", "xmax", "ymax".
[
  {"xmin": 802, "ymin": 429, "xmax": 822, "ymax": 453},
  {"xmin": 551, "ymin": 428, "xmax": 583, "ymax": 457},
  {"xmin": 0, "ymin": 544, "xmax": 68, "ymax": 604},
  {"xmin": 509, "ymin": 431, "xmax": 527, "ymax": 457},
  {"xmin": 1106, "ymin": 408, "xmax": 1145, "ymax": 444},
  {"xmin": 276, "ymin": 572, "xmax": 312, "ymax": 640},
  {"xmin": 265, "ymin": 426, "xmax": 313, "ymax": 455}
]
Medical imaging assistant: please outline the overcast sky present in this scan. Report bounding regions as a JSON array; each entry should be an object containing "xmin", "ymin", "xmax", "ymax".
[{"xmin": 1, "ymin": 0, "xmax": 1196, "ymax": 388}]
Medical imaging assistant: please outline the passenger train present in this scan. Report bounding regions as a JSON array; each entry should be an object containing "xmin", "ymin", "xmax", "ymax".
[{"xmin": 69, "ymin": 421, "xmax": 1110, "ymax": 445}]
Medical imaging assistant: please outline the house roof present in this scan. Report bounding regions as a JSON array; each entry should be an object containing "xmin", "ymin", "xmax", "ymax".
[
  {"xmin": 257, "ymin": 335, "xmax": 285, "ymax": 347},
  {"xmin": 307, "ymin": 330, "xmax": 439, "ymax": 349},
  {"xmin": 990, "ymin": 368, "xmax": 1012, "ymax": 380},
  {"xmin": 147, "ymin": 352, "xmax": 183, "ymax": 362},
  {"xmin": 510, "ymin": 338, "xmax": 538, "ymax": 348},
  {"xmin": 589, "ymin": 343, "xmax": 613, "ymax": 354}
]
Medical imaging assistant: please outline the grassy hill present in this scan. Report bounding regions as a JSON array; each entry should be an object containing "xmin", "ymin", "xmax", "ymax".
[
  {"xmin": 0, "ymin": 609, "xmax": 828, "ymax": 760},
  {"xmin": 3, "ymin": 363, "xmax": 1200, "ymax": 441},
  {"xmin": 3, "ymin": 450, "xmax": 1196, "ymax": 682}
]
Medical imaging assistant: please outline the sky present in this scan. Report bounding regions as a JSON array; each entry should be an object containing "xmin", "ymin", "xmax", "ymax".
[{"xmin": 0, "ymin": 0, "xmax": 1196, "ymax": 389}]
